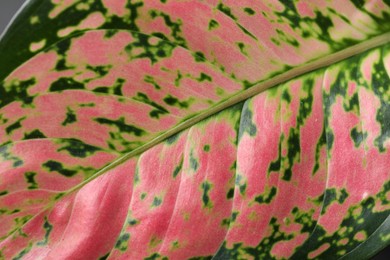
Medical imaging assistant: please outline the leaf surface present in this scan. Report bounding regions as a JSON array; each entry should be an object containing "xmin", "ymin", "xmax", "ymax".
[{"xmin": 0, "ymin": 0, "xmax": 389, "ymax": 259}]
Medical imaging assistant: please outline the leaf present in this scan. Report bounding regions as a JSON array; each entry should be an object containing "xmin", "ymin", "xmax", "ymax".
[{"xmin": 0, "ymin": 0, "xmax": 389, "ymax": 259}]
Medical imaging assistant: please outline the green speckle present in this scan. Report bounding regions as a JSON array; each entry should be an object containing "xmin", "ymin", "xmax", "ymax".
[
  {"xmin": 203, "ymin": 145, "xmax": 210, "ymax": 152},
  {"xmin": 0, "ymin": 191, "xmax": 8, "ymax": 196}
]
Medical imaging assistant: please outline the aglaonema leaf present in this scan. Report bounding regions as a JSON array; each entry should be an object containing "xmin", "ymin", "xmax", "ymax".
[{"xmin": 0, "ymin": 1, "xmax": 389, "ymax": 259}]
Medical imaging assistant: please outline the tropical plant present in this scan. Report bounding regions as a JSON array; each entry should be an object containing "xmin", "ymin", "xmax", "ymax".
[{"xmin": 0, "ymin": 0, "xmax": 389, "ymax": 259}]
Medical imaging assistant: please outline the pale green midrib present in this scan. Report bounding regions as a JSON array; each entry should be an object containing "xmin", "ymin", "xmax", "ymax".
[{"xmin": 65, "ymin": 32, "xmax": 390, "ymax": 194}]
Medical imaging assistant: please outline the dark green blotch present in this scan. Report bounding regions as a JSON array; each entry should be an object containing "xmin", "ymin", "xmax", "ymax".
[
  {"xmin": 237, "ymin": 23, "xmax": 257, "ymax": 40},
  {"xmin": 104, "ymin": 29, "xmax": 118, "ymax": 38},
  {"xmin": 193, "ymin": 51, "xmax": 206, "ymax": 62},
  {"xmin": 371, "ymin": 50, "xmax": 390, "ymax": 152},
  {"xmin": 133, "ymin": 92, "xmax": 169, "ymax": 119},
  {"xmin": 55, "ymin": 193, "xmax": 65, "ymax": 200},
  {"xmin": 145, "ymin": 253, "xmax": 168, "ymax": 260},
  {"xmin": 203, "ymin": 145, "xmax": 210, "ymax": 152},
  {"xmin": 62, "ymin": 108, "xmax": 77, "ymax": 126},
  {"xmin": 201, "ymin": 181, "xmax": 212, "ymax": 208},
  {"xmin": 58, "ymin": 139, "xmax": 101, "ymax": 158},
  {"xmin": 0, "ymin": 78, "xmax": 35, "ymax": 107},
  {"xmin": 244, "ymin": 7, "xmax": 255, "ymax": 15},
  {"xmin": 350, "ymin": 127, "xmax": 366, "ymax": 148},
  {"xmin": 13, "ymin": 160, "xmax": 23, "ymax": 167},
  {"xmin": 144, "ymin": 75, "xmax": 161, "ymax": 90},
  {"xmin": 313, "ymin": 127, "xmax": 326, "ymax": 175},
  {"xmin": 282, "ymin": 129, "xmax": 301, "ymax": 181},
  {"xmin": 190, "ymin": 151, "xmax": 199, "ymax": 171},
  {"xmin": 12, "ymin": 245, "xmax": 32, "ymax": 260},
  {"xmin": 0, "ymin": 145, "xmax": 21, "ymax": 168},
  {"xmin": 254, "ymin": 187, "xmax": 277, "ymax": 204},
  {"xmin": 238, "ymin": 102, "xmax": 257, "ymax": 141},
  {"xmin": 0, "ymin": 191, "xmax": 8, "ymax": 196},
  {"xmin": 87, "ymin": 65, "xmax": 111, "ymax": 77},
  {"xmin": 115, "ymin": 233, "xmax": 130, "ymax": 251},
  {"xmin": 236, "ymin": 42, "xmax": 247, "ymax": 56},
  {"xmin": 24, "ymin": 129, "xmax": 46, "ymax": 139},
  {"xmin": 25, "ymin": 172, "xmax": 38, "ymax": 190},
  {"xmin": 198, "ymin": 72, "xmax": 212, "ymax": 82},
  {"xmin": 99, "ymin": 253, "xmax": 109, "ymax": 260},
  {"xmin": 282, "ymin": 89, "xmax": 291, "ymax": 103},
  {"xmin": 322, "ymin": 188, "xmax": 349, "ymax": 213},
  {"xmin": 50, "ymin": 77, "xmax": 85, "ymax": 91},
  {"xmin": 208, "ymin": 19, "xmax": 219, "ymax": 30},
  {"xmin": 166, "ymin": 132, "xmax": 180, "ymax": 145},
  {"xmin": 6, "ymin": 118, "xmax": 24, "ymax": 134},
  {"xmin": 189, "ymin": 256, "xmax": 212, "ymax": 260},
  {"xmin": 268, "ymin": 139, "xmax": 282, "ymax": 173},
  {"xmin": 128, "ymin": 216, "xmax": 138, "ymax": 226},
  {"xmin": 95, "ymin": 117, "xmax": 145, "ymax": 136},
  {"xmin": 226, "ymin": 188, "xmax": 234, "ymax": 199},
  {"xmin": 163, "ymin": 95, "xmax": 189, "ymax": 109},
  {"xmin": 37, "ymin": 217, "xmax": 53, "ymax": 246},
  {"xmin": 235, "ymin": 174, "xmax": 247, "ymax": 196},
  {"xmin": 173, "ymin": 157, "xmax": 183, "ymax": 178},
  {"xmin": 344, "ymin": 92, "xmax": 359, "ymax": 112},
  {"xmin": 217, "ymin": 3, "xmax": 236, "ymax": 20},
  {"xmin": 152, "ymin": 197, "xmax": 162, "ymax": 207},
  {"xmin": 43, "ymin": 160, "xmax": 77, "ymax": 177}
]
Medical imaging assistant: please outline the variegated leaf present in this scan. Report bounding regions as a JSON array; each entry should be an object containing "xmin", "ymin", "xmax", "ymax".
[{"xmin": 0, "ymin": 1, "xmax": 389, "ymax": 259}]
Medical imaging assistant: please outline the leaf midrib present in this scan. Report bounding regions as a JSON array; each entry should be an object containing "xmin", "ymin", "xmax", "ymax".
[{"xmin": 66, "ymin": 31, "xmax": 390, "ymax": 195}]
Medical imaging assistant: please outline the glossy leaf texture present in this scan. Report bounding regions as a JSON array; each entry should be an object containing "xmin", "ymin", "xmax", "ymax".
[{"xmin": 0, "ymin": 0, "xmax": 389, "ymax": 259}]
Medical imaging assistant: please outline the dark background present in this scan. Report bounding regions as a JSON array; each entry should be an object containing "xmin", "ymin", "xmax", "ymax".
[
  {"xmin": 0, "ymin": 1, "xmax": 389, "ymax": 259},
  {"xmin": 0, "ymin": 0, "xmax": 25, "ymax": 36}
]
